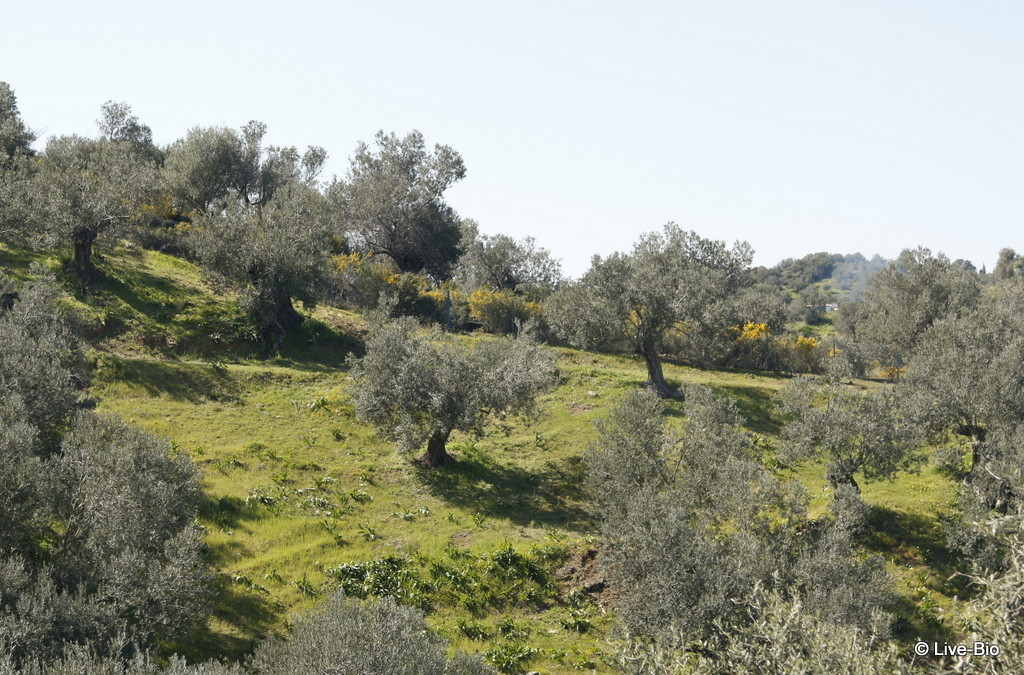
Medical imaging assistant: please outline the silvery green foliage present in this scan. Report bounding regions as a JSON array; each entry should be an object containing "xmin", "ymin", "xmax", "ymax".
[
  {"xmin": 0, "ymin": 272, "xmax": 86, "ymax": 450},
  {"xmin": 164, "ymin": 122, "xmax": 325, "ymax": 216},
  {"xmin": 0, "ymin": 415, "xmax": 209, "ymax": 665},
  {"xmin": 97, "ymin": 101, "xmax": 163, "ymax": 166},
  {"xmin": 2, "ymin": 595, "xmax": 491, "ymax": 674},
  {"xmin": 37, "ymin": 131, "xmax": 157, "ymax": 280},
  {"xmin": 854, "ymin": 247, "xmax": 980, "ymax": 376},
  {"xmin": 338, "ymin": 130, "xmax": 466, "ymax": 279},
  {"xmin": 0, "ymin": 281, "xmax": 209, "ymax": 665},
  {"xmin": 546, "ymin": 224, "xmax": 752, "ymax": 397},
  {"xmin": 830, "ymin": 483, "xmax": 872, "ymax": 535},
  {"xmin": 946, "ymin": 424, "xmax": 1024, "ymax": 569},
  {"xmin": 457, "ymin": 232, "xmax": 562, "ymax": 297},
  {"xmin": 587, "ymin": 387, "xmax": 793, "ymax": 638},
  {"xmin": 0, "ymin": 82, "xmax": 36, "ymax": 242},
  {"xmin": 948, "ymin": 517, "xmax": 1024, "ymax": 674},
  {"xmin": 899, "ymin": 278, "xmax": 1024, "ymax": 560},
  {"xmin": 0, "ymin": 409, "xmax": 42, "ymax": 555},
  {"xmin": 350, "ymin": 317, "xmax": 555, "ymax": 465},
  {"xmin": 163, "ymin": 126, "xmax": 244, "ymax": 214},
  {"xmin": 0, "ymin": 273, "xmax": 85, "ymax": 555},
  {"xmin": 248, "ymin": 593, "xmax": 493, "ymax": 675},
  {"xmin": 0, "ymin": 638, "xmax": 243, "ymax": 674},
  {"xmin": 53, "ymin": 413, "xmax": 209, "ymax": 642},
  {"xmin": 779, "ymin": 374, "xmax": 921, "ymax": 493},
  {"xmin": 0, "ymin": 82, "xmax": 34, "ymax": 158},
  {"xmin": 900, "ymin": 277, "xmax": 1024, "ymax": 448},
  {"xmin": 994, "ymin": 247, "xmax": 1024, "ymax": 281},
  {"xmin": 192, "ymin": 183, "xmax": 333, "ymax": 348},
  {"xmin": 585, "ymin": 388, "xmax": 672, "ymax": 527},
  {"xmin": 618, "ymin": 583, "xmax": 907, "ymax": 675},
  {"xmin": 0, "ymin": 555, "xmax": 123, "ymax": 665},
  {"xmin": 588, "ymin": 387, "xmax": 892, "ymax": 647}
]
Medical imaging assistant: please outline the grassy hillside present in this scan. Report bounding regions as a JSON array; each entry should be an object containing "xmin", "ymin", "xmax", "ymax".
[{"xmin": 2, "ymin": 242, "xmax": 969, "ymax": 673}]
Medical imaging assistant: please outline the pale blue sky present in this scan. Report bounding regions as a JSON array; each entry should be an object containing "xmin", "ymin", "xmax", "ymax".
[{"xmin": 5, "ymin": 1, "xmax": 1021, "ymax": 275}]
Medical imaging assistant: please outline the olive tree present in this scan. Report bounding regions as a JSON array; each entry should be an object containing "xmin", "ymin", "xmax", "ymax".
[
  {"xmin": 191, "ymin": 183, "xmax": 333, "ymax": 349},
  {"xmin": 853, "ymin": 248, "xmax": 980, "ymax": 378},
  {"xmin": 37, "ymin": 132, "xmax": 156, "ymax": 281},
  {"xmin": 587, "ymin": 387, "xmax": 891, "ymax": 645},
  {"xmin": 0, "ymin": 414, "xmax": 209, "ymax": 665},
  {"xmin": 779, "ymin": 374, "xmax": 921, "ymax": 494},
  {"xmin": 0, "ymin": 271, "xmax": 87, "ymax": 451},
  {"xmin": 162, "ymin": 126, "xmax": 243, "ymax": 215},
  {"xmin": 900, "ymin": 282, "xmax": 1024, "ymax": 557},
  {"xmin": 0, "ymin": 272, "xmax": 86, "ymax": 561},
  {"xmin": 0, "ymin": 278, "xmax": 209, "ymax": 666},
  {"xmin": 165, "ymin": 121, "xmax": 326, "ymax": 217},
  {"xmin": 97, "ymin": 100, "xmax": 163, "ymax": 166},
  {"xmin": 994, "ymin": 247, "xmax": 1023, "ymax": 280},
  {"xmin": 457, "ymin": 231, "xmax": 562, "ymax": 296},
  {"xmin": 249, "ymin": 593, "xmax": 492, "ymax": 675},
  {"xmin": 587, "ymin": 387, "xmax": 794, "ymax": 637},
  {"xmin": 618, "ymin": 584, "xmax": 907, "ymax": 674},
  {"xmin": 350, "ymin": 317, "xmax": 555, "ymax": 467},
  {"xmin": 53, "ymin": 414, "xmax": 209, "ymax": 641},
  {"xmin": 0, "ymin": 82, "xmax": 33, "ymax": 158},
  {"xmin": 0, "ymin": 82, "xmax": 36, "ymax": 241},
  {"xmin": 900, "ymin": 281, "xmax": 1024, "ymax": 475},
  {"xmin": 547, "ymin": 224, "xmax": 751, "ymax": 398},
  {"xmin": 950, "ymin": 516, "xmax": 1024, "ymax": 673},
  {"xmin": 1, "ymin": 646, "xmax": 242, "ymax": 675},
  {"xmin": 337, "ymin": 130, "xmax": 466, "ymax": 279}
]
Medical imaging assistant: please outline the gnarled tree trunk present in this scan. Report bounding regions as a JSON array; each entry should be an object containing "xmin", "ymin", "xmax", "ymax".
[
  {"xmin": 68, "ymin": 228, "xmax": 101, "ymax": 282},
  {"xmin": 957, "ymin": 423, "xmax": 986, "ymax": 478},
  {"xmin": 260, "ymin": 296, "xmax": 305, "ymax": 352},
  {"xmin": 420, "ymin": 428, "xmax": 453, "ymax": 468},
  {"xmin": 827, "ymin": 467, "xmax": 861, "ymax": 494},
  {"xmin": 640, "ymin": 343, "xmax": 681, "ymax": 399}
]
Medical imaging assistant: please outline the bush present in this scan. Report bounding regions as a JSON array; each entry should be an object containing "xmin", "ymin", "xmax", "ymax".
[
  {"xmin": 467, "ymin": 289, "xmax": 540, "ymax": 334},
  {"xmin": 618, "ymin": 584, "xmax": 907, "ymax": 674},
  {"xmin": 248, "ymin": 593, "xmax": 492, "ymax": 675}
]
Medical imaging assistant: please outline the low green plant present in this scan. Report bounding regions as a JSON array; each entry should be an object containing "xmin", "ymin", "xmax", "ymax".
[
  {"xmin": 457, "ymin": 619, "xmax": 493, "ymax": 641},
  {"xmin": 485, "ymin": 643, "xmax": 540, "ymax": 673}
]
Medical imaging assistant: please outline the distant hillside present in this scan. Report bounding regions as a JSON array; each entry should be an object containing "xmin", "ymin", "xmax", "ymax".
[{"xmin": 752, "ymin": 251, "xmax": 889, "ymax": 301}]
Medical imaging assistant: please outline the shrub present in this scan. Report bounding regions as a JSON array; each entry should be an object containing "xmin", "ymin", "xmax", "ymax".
[{"xmin": 248, "ymin": 593, "xmax": 492, "ymax": 675}]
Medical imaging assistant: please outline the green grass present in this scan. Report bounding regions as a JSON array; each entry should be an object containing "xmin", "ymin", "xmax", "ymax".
[{"xmin": 2, "ymin": 242, "xmax": 980, "ymax": 672}]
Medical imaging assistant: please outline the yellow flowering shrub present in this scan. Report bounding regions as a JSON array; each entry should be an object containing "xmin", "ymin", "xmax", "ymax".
[
  {"xmin": 795, "ymin": 335, "xmax": 819, "ymax": 352},
  {"xmin": 468, "ymin": 289, "xmax": 541, "ymax": 333},
  {"xmin": 737, "ymin": 321, "xmax": 770, "ymax": 342}
]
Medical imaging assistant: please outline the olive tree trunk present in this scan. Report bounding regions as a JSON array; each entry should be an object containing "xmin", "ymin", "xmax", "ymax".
[
  {"xmin": 827, "ymin": 469, "xmax": 861, "ymax": 494},
  {"xmin": 640, "ymin": 344, "xmax": 681, "ymax": 399},
  {"xmin": 68, "ymin": 228, "xmax": 101, "ymax": 282},
  {"xmin": 259, "ymin": 296, "xmax": 305, "ymax": 352},
  {"xmin": 420, "ymin": 428, "xmax": 453, "ymax": 468}
]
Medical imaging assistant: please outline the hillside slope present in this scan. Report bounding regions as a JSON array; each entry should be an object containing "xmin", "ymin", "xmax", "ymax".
[{"xmin": 2, "ymin": 242, "xmax": 966, "ymax": 673}]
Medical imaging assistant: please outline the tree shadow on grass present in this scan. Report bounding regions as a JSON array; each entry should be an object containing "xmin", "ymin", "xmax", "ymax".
[
  {"xmin": 99, "ymin": 262, "xmax": 189, "ymax": 313},
  {"xmin": 199, "ymin": 494, "xmax": 267, "ymax": 533},
  {"xmin": 861, "ymin": 505, "xmax": 974, "ymax": 646},
  {"xmin": 418, "ymin": 445, "xmax": 596, "ymax": 532},
  {"xmin": 165, "ymin": 576, "xmax": 281, "ymax": 664},
  {"xmin": 711, "ymin": 384, "xmax": 783, "ymax": 436},
  {"xmin": 0, "ymin": 245, "xmax": 44, "ymax": 280},
  {"xmin": 862, "ymin": 506, "xmax": 969, "ymax": 593},
  {"xmin": 647, "ymin": 383, "xmax": 778, "ymax": 435},
  {"xmin": 98, "ymin": 357, "xmax": 243, "ymax": 403}
]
